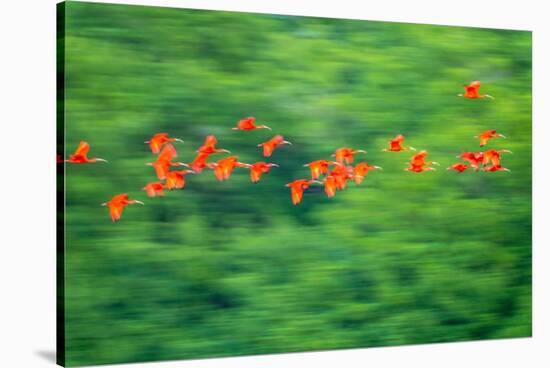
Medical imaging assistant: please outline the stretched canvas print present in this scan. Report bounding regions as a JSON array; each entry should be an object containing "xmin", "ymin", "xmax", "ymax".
[{"xmin": 57, "ymin": 1, "xmax": 532, "ymax": 366}]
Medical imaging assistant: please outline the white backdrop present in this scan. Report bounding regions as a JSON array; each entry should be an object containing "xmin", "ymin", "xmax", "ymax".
[{"xmin": 0, "ymin": 0, "xmax": 548, "ymax": 367}]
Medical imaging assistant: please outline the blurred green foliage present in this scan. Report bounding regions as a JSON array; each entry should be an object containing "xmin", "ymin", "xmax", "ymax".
[{"xmin": 61, "ymin": 1, "xmax": 531, "ymax": 366}]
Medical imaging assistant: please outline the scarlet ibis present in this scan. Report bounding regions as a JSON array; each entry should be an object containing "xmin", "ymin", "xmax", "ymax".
[
  {"xmin": 447, "ymin": 163, "xmax": 474, "ymax": 173},
  {"xmin": 208, "ymin": 156, "xmax": 250, "ymax": 181},
  {"xmin": 303, "ymin": 160, "xmax": 338, "ymax": 180},
  {"xmin": 409, "ymin": 150, "xmax": 439, "ymax": 167},
  {"xmin": 165, "ymin": 169, "xmax": 195, "ymax": 189},
  {"xmin": 476, "ymin": 130, "xmax": 506, "ymax": 147},
  {"xmin": 405, "ymin": 162, "xmax": 436, "ymax": 173},
  {"xmin": 187, "ymin": 152, "xmax": 210, "ymax": 173},
  {"xmin": 329, "ymin": 165, "xmax": 355, "ymax": 190},
  {"xmin": 143, "ymin": 182, "xmax": 165, "ymax": 197},
  {"xmin": 323, "ymin": 175, "xmax": 338, "ymax": 198},
  {"xmin": 146, "ymin": 144, "xmax": 187, "ymax": 180},
  {"xmin": 382, "ymin": 134, "xmax": 415, "ymax": 152},
  {"xmin": 353, "ymin": 162, "xmax": 382, "ymax": 184},
  {"xmin": 484, "ymin": 164, "xmax": 511, "ymax": 173},
  {"xmin": 482, "ymin": 149, "xmax": 512, "ymax": 166},
  {"xmin": 247, "ymin": 162, "xmax": 279, "ymax": 183},
  {"xmin": 258, "ymin": 135, "xmax": 292, "ymax": 157},
  {"xmin": 332, "ymin": 147, "xmax": 366, "ymax": 165},
  {"xmin": 457, "ymin": 151, "xmax": 484, "ymax": 170},
  {"xmin": 232, "ymin": 117, "xmax": 272, "ymax": 131},
  {"xmin": 458, "ymin": 81, "xmax": 494, "ymax": 99},
  {"xmin": 145, "ymin": 133, "xmax": 183, "ymax": 154},
  {"xmin": 285, "ymin": 179, "xmax": 321, "ymax": 205},
  {"xmin": 65, "ymin": 141, "xmax": 108, "ymax": 164},
  {"xmin": 101, "ymin": 193, "xmax": 144, "ymax": 222},
  {"xmin": 197, "ymin": 135, "xmax": 230, "ymax": 154}
]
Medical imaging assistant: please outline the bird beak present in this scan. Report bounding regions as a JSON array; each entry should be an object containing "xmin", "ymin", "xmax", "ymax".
[
  {"xmin": 144, "ymin": 141, "xmax": 149, "ymax": 144},
  {"xmin": 261, "ymin": 125, "xmax": 272, "ymax": 131},
  {"xmin": 95, "ymin": 158, "xmax": 108, "ymax": 163},
  {"xmin": 101, "ymin": 202, "xmax": 107, "ymax": 206},
  {"xmin": 187, "ymin": 170, "xmax": 196, "ymax": 174},
  {"xmin": 270, "ymin": 164, "xmax": 279, "ymax": 167},
  {"xmin": 135, "ymin": 200, "xmax": 145, "ymax": 205},
  {"xmin": 312, "ymin": 180, "xmax": 323, "ymax": 185},
  {"xmin": 485, "ymin": 94, "xmax": 495, "ymax": 100},
  {"xmin": 374, "ymin": 166, "xmax": 382, "ymax": 170},
  {"xmin": 504, "ymin": 168, "xmax": 511, "ymax": 172},
  {"xmin": 503, "ymin": 150, "xmax": 513, "ymax": 154},
  {"xmin": 432, "ymin": 162, "xmax": 440, "ymax": 166},
  {"xmin": 283, "ymin": 140, "xmax": 292, "ymax": 145},
  {"xmin": 221, "ymin": 149, "xmax": 231, "ymax": 153},
  {"xmin": 356, "ymin": 150, "xmax": 366, "ymax": 153},
  {"xmin": 410, "ymin": 147, "xmax": 417, "ymax": 151},
  {"xmin": 175, "ymin": 138, "xmax": 184, "ymax": 143},
  {"xmin": 145, "ymin": 163, "xmax": 153, "ymax": 166},
  {"xmin": 499, "ymin": 134, "xmax": 507, "ymax": 138},
  {"xmin": 257, "ymin": 143, "xmax": 263, "ymax": 147}
]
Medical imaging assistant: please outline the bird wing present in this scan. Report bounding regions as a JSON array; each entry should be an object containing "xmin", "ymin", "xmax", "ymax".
[
  {"xmin": 158, "ymin": 144, "xmax": 177, "ymax": 161},
  {"xmin": 262, "ymin": 143, "xmax": 274, "ymax": 157},
  {"xmin": 479, "ymin": 137, "xmax": 490, "ymax": 147},
  {"xmin": 390, "ymin": 139, "xmax": 402, "ymax": 151},
  {"xmin": 145, "ymin": 184, "xmax": 157, "ymax": 197},
  {"xmin": 74, "ymin": 141, "xmax": 90, "ymax": 156},
  {"xmin": 149, "ymin": 138, "xmax": 163, "ymax": 154},
  {"xmin": 335, "ymin": 149, "xmax": 346, "ymax": 163},
  {"xmin": 108, "ymin": 202, "xmax": 124, "ymax": 222},
  {"xmin": 324, "ymin": 177, "xmax": 336, "ymax": 197},
  {"xmin": 154, "ymin": 161, "xmax": 169, "ymax": 180},
  {"xmin": 290, "ymin": 186, "xmax": 304, "ymax": 205},
  {"xmin": 204, "ymin": 135, "xmax": 217, "ymax": 147},
  {"xmin": 250, "ymin": 168, "xmax": 262, "ymax": 183}
]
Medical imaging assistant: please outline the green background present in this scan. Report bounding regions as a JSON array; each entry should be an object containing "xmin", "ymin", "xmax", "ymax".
[{"xmin": 61, "ymin": 1, "xmax": 532, "ymax": 366}]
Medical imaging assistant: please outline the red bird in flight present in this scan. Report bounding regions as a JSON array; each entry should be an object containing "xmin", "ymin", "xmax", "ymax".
[
  {"xmin": 247, "ymin": 162, "xmax": 279, "ymax": 183},
  {"xmin": 143, "ymin": 182, "xmax": 165, "ymax": 198},
  {"xmin": 232, "ymin": 117, "xmax": 272, "ymax": 131},
  {"xmin": 145, "ymin": 133, "xmax": 183, "ymax": 154},
  {"xmin": 353, "ymin": 162, "xmax": 382, "ymax": 184},
  {"xmin": 457, "ymin": 151, "xmax": 484, "ymax": 170},
  {"xmin": 303, "ymin": 160, "xmax": 338, "ymax": 180},
  {"xmin": 165, "ymin": 169, "xmax": 195, "ymax": 189},
  {"xmin": 447, "ymin": 163, "xmax": 474, "ymax": 173},
  {"xmin": 458, "ymin": 81, "xmax": 494, "ymax": 99},
  {"xmin": 197, "ymin": 135, "xmax": 231, "ymax": 154},
  {"xmin": 286, "ymin": 179, "xmax": 321, "ymax": 205},
  {"xmin": 409, "ymin": 150, "xmax": 439, "ymax": 168},
  {"xmin": 102, "ymin": 193, "xmax": 144, "ymax": 222},
  {"xmin": 405, "ymin": 163, "xmax": 436, "ymax": 173},
  {"xmin": 258, "ymin": 135, "xmax": 292, "ymax": 157},
  {"xmin": 65, "ymin": 141, "xmax": 108, "ymax": 164},
  {"xmin": 332, "ymin": 147, "xmax": 366, "ymax": 165},
  {"xmin": 483, "ymin": 149, "xmax": 512, "ymax": 166},
  {"xmin": 187, "ymin": 152, "xmax": 210, "ymax": 173},
  {"xmin": 382, "ymin": 134, "xmax": 415, "ymax": 152},
  {"xmin": 476, "ymin": 130, "xmax": 506, "ymax": 147},
  {"xmin": 208, "ymin": 156, "xmax": 250, "ymax": 181},
  {"xmin": 146, "ymin": 144, "xmax": 186, "ymax": 180}
]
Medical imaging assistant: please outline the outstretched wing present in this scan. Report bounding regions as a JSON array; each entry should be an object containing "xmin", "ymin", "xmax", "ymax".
[
  {"xmin": 158, "ymin": 144, "xmax": 177, "ymax": 161},
  {"xmin": 108, "ymin": 202, "xmax": 124, "ymax": 222},
  {"xmin": 73, "ymin": 141, "xmax": 90, "ymax": 156},
  {"xmin": 290, "ymin": 186, "xmax": 304, "ymax": 205}
]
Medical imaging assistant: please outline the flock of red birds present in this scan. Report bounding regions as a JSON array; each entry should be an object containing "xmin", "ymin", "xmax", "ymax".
[{"xmin": 61, "ymin": 81, "xmax": 511, "ymax": 221}]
